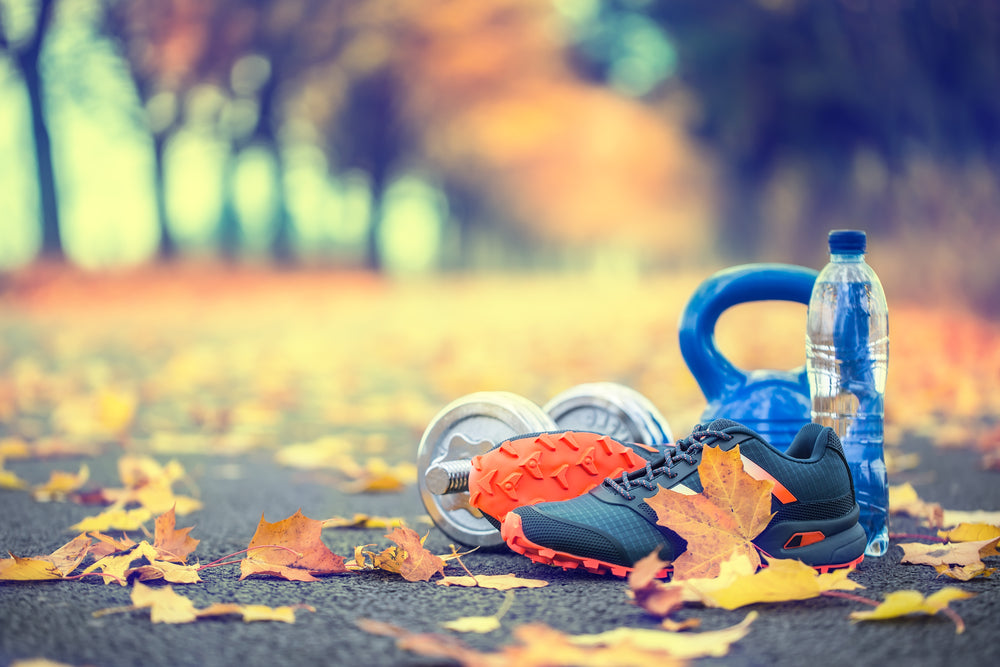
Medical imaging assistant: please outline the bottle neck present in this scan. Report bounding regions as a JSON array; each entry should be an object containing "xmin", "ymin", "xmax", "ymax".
[{"xmin": 830, "ymin": 253, "xmax": 865, "ymax": 263}]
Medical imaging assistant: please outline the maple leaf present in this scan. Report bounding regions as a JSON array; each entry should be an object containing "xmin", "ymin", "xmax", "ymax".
[
  {"xmin": 899, "ymin": 537, "xmax": 1000, "ymax": 581},
  {"xmin": 436, "ymin": 573, "xmax": 549, "ymax": 590},
  {"xmin": 240, "ymin": 509, "xmax": 347, "ymax": 581},
  {"xmin": 130, "ymin": 561, "xmax": 203, "ymax": 584},
  {"xmin": 88, "ymin": 531, "xmax": 138, "ymax": 559},
  {"xmin": 646, "ymin": 444, "xmax": 774, "ymax": 579},
  {"xmin": 441, "ymin": 615, "xmax": 502, "ymax": 633},
  {"xmin": 384, "ymin": 527, "xmax": 445, "ymax": 582},
  {"xmin": 941, "ymin": 509, "xmax": 1000, "ymax": 527},
  {"xmin": 31, "ymin": 464, "xmax": 90, "ymax": 502},
  {"xmin": 888, "ymin": 483, "xmax": 944, "ymax": 527},
  {"xmin": 0, "ymin": 534, "xmax": 93, "ymax": 581},
  {"xmin": 849, "ymin": 588, "xmax": 975, "ymax": 633},
  {"xmin": 697, "ymin": 557, "xmax": 863, "ymax": 610},
  {"xmin": 0, "ymin": 459, "xmax": 28, "ymax": 490},
  {"xmin": 321, "ymin": 514, "xmax": 407, "ymax": 530},
  {"xmin": 0, "ymin": 554, "xmax": 64, "ymax": 581},
  {"xmin": 82, "ymin": 541, "xmax": 160, "ymax": 586},
  {"xmin": 627, "ymin": 552, "xmax": 684, "ymax": 617},
  {"xmin": 153, "ymin": 506, "xmax": 200, "ymax": 563},
  {"xmin": 338, "ymin": 458, "xmax": 418, "ymax": 494},
  {"xmin": 937, "ymin": 523, "xmax": 1000, "ymax": 542},
  {"xmin": 70, "ymin": 506, "xmax": 152, "ymax": 533}
]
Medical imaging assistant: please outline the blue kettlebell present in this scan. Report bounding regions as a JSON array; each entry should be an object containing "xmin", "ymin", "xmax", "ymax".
[{"xmin": 678, "ymin": 263, "xmax": 817, "ymax": 450}]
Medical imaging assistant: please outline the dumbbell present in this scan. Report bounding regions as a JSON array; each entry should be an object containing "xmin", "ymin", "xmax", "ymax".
[{"xmin": 417, "ymin": 382, "xmax": 673, "ymax": 547}]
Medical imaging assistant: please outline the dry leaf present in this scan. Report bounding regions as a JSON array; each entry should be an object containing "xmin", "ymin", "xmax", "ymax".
[
  {"xmin": 153, "ymin": 506, "xmax": 200, "ymax": 563},
  {"xmin": 88, "ymin": 531, "xmax": 138, "ymax": 559},
  {"xmin": 568, "ymin": 611, "xmax": 757, "ymax": 660},
  {"xmin": 889, "ymin": 483, "xmax": 944, "ymax": 527},
  {"xmin": 240, "ymin": 509, "xmax": 347, "ymax": 581},
  {"xmin": 383, "ymin": 527, "xmax": 445, "ymax": 582},
  {"xmin": 941, "ymin": 509, "xmax": 1000, "ymax": 527},
  {"xmin": 70, "ymin": 506, "xmax": 152, "ymax": 533},
  {"xmin": 0, "ymin": 534, "xmax": 94, "ymax": 581},
  {"xmin": 698, "ymin": 558, "xmax": 863, "ymax": 610},
  {"xmin": 440, "ymin": 615, "xmax": 502, "ymax": 633},
  {"xmin": 0, "ymin": 461, "xmax": 29, "ymax": 490},
  {"xmin": 646, "ymin": 444, "xmax": 774, "ymax": 579},
  {"xmin": 627, "ymin": 552, "xmax": 683, "ymax": 617},
  {"xmin": 0, "ymin": 554, "xmax": 64, "ymax": 581},
  {"xmin": 937, "ymin": 523, "xmax": 1000, "ymax": 542},
  {"xmin": 849, "ymin": 588, "xmax": 975, "ymax": 633},
  {"xmin": 436, "ymin": 573, "xmax": 548, "ymax": 590},
  {"xmin": 321, "ymin": 514, "xmax": 407, "ymax": 530},
  {"xmin": 899, "ymin": 537, "xmax": 1000, "ymax": 581},
  {"xmin": 339, "ymin": 458, "xmax": 418, "ymax": 493},
  {"xmin": 99, "ymin": 582, "xmax": 314, "ymax": 624},
  {"xmin": 129, "ymin": 561, "xmax": 203, "ymax": 584},
  {"xmin": 31, "ymin": 464, "xmax": 90, "ymax": 501}
]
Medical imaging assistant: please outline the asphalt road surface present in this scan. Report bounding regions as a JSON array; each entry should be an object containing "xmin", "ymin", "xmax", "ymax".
[{"xmin": 1, "ymin": 434, "xmax": 998, "ymax": 667}]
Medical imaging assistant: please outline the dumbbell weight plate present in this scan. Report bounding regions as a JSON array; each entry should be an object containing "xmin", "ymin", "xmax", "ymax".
[
  {"xmin": 417, "ymin": 391, "xmax": 558, "ymax": 547},
  {"xmin": 544, "ymin": 382, "xmax": 673, "ymax": 446}
]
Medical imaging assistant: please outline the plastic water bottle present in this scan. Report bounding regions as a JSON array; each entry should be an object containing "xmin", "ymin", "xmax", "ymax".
[{"xmin": 806, "ymin": 230, "xmax": 889, "ymax": 557}]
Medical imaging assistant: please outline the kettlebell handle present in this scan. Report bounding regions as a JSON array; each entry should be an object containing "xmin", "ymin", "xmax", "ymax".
[{"xmin": 678, "ymin": 263, "xmax": 818, "ymax": 405}]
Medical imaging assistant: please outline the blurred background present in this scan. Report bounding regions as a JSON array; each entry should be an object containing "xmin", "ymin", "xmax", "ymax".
[{"xmin": 1, "ymin": 0, "xmax": 999, "ymax": 311}]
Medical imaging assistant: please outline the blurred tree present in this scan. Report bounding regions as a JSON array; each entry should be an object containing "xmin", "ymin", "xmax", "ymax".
[
  {"xmin": 0, "ymin": 0, "xmax": 62, "ymax": 260},
  {"xmin": 597, "ymin": 0, "xmax": 1000, "ymax": 259}
]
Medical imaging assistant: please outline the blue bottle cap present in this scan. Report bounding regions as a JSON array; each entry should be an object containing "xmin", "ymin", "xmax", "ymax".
[{"xmin": 828, "ymin": 229, "xmax": 866, "ymax": 254}]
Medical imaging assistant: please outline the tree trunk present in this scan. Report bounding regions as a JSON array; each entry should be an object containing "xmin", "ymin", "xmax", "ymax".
[{"xmin": 151, "ymin": 133, "xmax": 177, "ymax": 261}]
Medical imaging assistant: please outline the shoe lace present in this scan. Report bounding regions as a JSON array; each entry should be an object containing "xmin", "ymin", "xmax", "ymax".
[{"xmin": 605, "ymin": 425, "xmax": 734, "ymax": 500}]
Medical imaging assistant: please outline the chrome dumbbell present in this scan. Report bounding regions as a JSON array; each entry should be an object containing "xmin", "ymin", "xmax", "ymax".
[{"xmin": 417, "ymin": 382, "xmax": 672, "ymax": 547}]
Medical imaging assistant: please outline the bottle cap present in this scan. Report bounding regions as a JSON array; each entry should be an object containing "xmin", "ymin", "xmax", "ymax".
[{"xmin": 828, "ymin": 229, "xmax": 866, "ymax": 254}]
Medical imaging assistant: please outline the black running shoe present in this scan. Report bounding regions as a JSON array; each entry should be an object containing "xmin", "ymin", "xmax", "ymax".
[{"xmin": 501, "ymin": 419, "xmax": 867, "ymax": 577}]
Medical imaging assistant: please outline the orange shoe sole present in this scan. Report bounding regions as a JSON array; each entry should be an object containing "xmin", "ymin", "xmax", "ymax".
[
  {"xmin": 467, "ymin": 431, "xmax": 652, "ymax": 527},
  {"xmin": 501, "ymin": 511, "xmax": 865, "ymax": 578}
]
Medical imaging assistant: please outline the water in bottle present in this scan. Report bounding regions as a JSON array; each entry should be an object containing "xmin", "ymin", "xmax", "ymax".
[{"xmin": 806, "ymin": 230, "xmax": 889, "ymax": 557}]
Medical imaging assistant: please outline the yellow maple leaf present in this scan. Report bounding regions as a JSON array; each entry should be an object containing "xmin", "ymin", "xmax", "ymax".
[
  {"xmin": 888, "ymin": 483, "xmax": 944, "ymax": 527},
  {"xmin": 383, "ymin": 527, "xmax": 445, "ymax": 582},
  {"xmin": 645, "ymin": 444, "xmax": 774, "ymax": 579},
  {"xmin": 0, "ymin": 554, "xmax": 64, "ymax": 581},
  {"xmin": 440, "ymin": 615, "xmax": 502, "ymax": 633},
  {"xmin": 321, "ymin": 514, "xmax": 407, "ymax": 530},
  {"xmin": 937, "ymin": 523, "xmax": 1000, "ymax": 542},
  {"xmin": 31, "ymin": 464, "xmax": 90, "ymax": 501},
  {"xmin": 941, "ymin": 509, "xmax": 1000, "ymax": 527},
  {"xmin": 82, "ymin": 541, "xmax": 160, "ymax": 586},
  {"xmin": 436, "ymin": 573, "xmax": 549, "ymax": 590},
  {"xmin": 699, "ymin": 558, "xmax": 863, "ymax": 610},
  {"xmin": 0, "ymin": 463, "xmax": 28, "ymax": 490},
  {"xmin": 130, "ymin": 581, "xmax": 199, "ymax": 623},
  {"xmin": 70, "ymin": 506, "xmax": 152, "ymax": 533},
  {"xmin": 849, "ymin": 588, "xmax": 975, "ymax": 633}
]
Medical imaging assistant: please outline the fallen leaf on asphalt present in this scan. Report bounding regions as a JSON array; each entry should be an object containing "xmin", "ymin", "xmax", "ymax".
[
  {"xmin": 888, "ymin": 483, "xmax": 944, "ymax": 527},
  {"xmin": 0, "ymin": 534, "xmax": 93, "ymax": 581},
  {"xmin": 568, "ymin": 611, "xmax": 757, "ymax": 659},
  {"xmin": 129, "ymin": 560, "xmax": 203, "ymax": 584},
  {"xmin": 45, "ymin": 533, "xmax": 92, "ymax": 576},
  {"xmin": 694, "ymin": 558, "xmax": 863, "ymax": 610},
  {"xmin": 70, "ymin": 506, "xmax": 152, "ymax": 533},
  {"xmin": 937, "ymin": 523, "xmax": 1000, "ymax": 542},
  {"xmin": 899, "ymin": 537, "xmax": 1000, "ymax": 581},
  {"xmin": 240, "ymin": 509, "xmax": 348, "ymax": 581},
  {"xmin": 383, "ymin": 527, "xmax": 445, "ymax": 582},
  {"xmin": 941, "ymin": 509, "xmax": 1000, "ymax": 527},
  {"xmin": 88, "ymin": 531, "xmax": 138, "ymax": 559},
  {"xmin": 849, "ymin": 588, "xmax": 975, "ymax": 633},
  {"xmin": 338, "ymin": 458, "xmax": 418, "ymax": 493},
  {"xmin": 153, "ymin": 506, "xmax": 200, "ymax": 563},
  {"xmin": 321, "ymin": 514, "xmax": 407, "ymax": 530},
  {"xmin": 0, "ymin": 437, "xmax": 31, "ymax": 459},
  {"xmin": 274, "ymin": 436, "xmax": 355, "ymax": 469},
  {"xmin": 436, "ymin": 573, "xmax": 549, "ymax": 590},
  {"xmin": 441, "ymin": 615, "xmax": 502, "ymax": 633},
  {"xmin": 646, "ymin": 444, "xmax": 774, "ymax": 579},
  {"xmin": 31, "ymin": 464, "xmax": 89, "ymax": 501},
  {"xmin": 0, "ymin": 460, "xmax": 29, "ymax": 490},
  {"xmin": 96, "ymin": 581, "xmax": 314, "ymax": 624},
  {"xmin": 441, "ymin": 589, "xmax": 516, "ymax": 634},
  {"xmin": 0, "ymin": 554, "xmax": 64, "ymax": 581},
  {"xmin": 627, "ymin": 552, "xmax": 684, "ymax": 617}
]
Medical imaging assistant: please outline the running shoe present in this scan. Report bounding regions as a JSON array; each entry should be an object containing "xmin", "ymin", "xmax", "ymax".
[
  {"xmin": 468, "ymin": 431, "xmax": 664, "ymax": 530},
  {"xmin": 501, "ymin": 419, "xmax": 868, "ymax": 576}
]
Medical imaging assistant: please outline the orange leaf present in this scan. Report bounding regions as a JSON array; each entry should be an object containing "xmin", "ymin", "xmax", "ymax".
[
  {"xmin": 88, "ymin": 531, "xmax": 138, "ymax": 559},
  {"xmin": 627, "ymin": 552, "xmax": 683, "ymax": 617},
  {"xmin": 384, "ymin": 527, "xmax": 445, "ymax": 582},
  {"xmin": 153, "ymin": 506, "xmax": 200, "ymax": 563},
  {"xmin": 646, "ymin": 444, "xmax": 774, "ymax": 579},
  {"xmin": 239, "ymin": 509, "xmax": 347, "ymax": 581},
  {"xmin": 47, "ymin": 533, "xmax": 93, "ymax": 576}
]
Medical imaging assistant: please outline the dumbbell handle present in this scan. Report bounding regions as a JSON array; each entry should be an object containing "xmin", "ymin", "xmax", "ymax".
[{"xmin": 425, "ymin": 459, "xmax": 472, "ymax": 495}]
